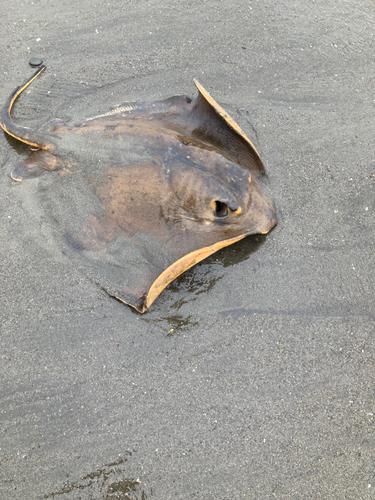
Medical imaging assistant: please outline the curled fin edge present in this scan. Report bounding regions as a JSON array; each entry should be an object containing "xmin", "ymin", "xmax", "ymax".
[
  {"xmin": 112, "ymin": 234, "xmax": 247, "ymax": 312},
  {"xmin": 193, "ymin": 79, "xmax": 265, "ymax": 175}
]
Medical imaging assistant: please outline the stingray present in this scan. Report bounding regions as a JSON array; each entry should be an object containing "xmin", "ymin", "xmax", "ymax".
[{"xmin": 1, "ymin": 65, "xmax": 276, "ymax": 312}]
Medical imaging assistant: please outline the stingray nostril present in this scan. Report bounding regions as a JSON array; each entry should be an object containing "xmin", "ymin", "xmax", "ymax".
[{"xmin": 214, "ymin": 201, "xmax": 229, "ymax": 218}]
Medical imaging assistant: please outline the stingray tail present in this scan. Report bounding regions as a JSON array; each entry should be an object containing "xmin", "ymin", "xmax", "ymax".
[{"xmin": 0, "ymin": 65, "xmax": 55, "ymax": 150}]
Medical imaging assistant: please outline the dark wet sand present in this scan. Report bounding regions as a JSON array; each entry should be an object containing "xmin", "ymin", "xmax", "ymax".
[{"xmin": 1, "ymin": 1, "xmax": 374, "ymax": 498}]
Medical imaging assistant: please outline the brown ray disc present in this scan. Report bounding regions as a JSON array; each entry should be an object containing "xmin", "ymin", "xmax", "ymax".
[{"xmin": 0, "ymin": 66, "xmax": 276, "ymax": 312}]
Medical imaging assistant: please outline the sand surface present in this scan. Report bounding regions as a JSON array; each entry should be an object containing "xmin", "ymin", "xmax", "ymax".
[{"xmin": 1, "ymin": 1, "xmax": 374, "ymax": 498}]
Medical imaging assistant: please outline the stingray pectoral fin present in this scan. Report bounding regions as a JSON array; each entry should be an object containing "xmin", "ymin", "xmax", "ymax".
[
  {"xmin": 142, "ymin": 234, "xmax": 246, "ymax": 312},
  {"xmin": 0, "ymin": 65, "xmax": 56, "ymax": 150},
  {"xmin": 192, "ymin": 79, "xmax": 266, "ymax": 178},
  {"xmin": 10, "ymin": 150, "xmax": 59, "ymax": 181}
]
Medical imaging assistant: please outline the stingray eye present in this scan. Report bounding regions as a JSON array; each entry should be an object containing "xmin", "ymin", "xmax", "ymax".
[{"xmin": 213, "ymin": 200, "xmax": 229, "ymax": 218}]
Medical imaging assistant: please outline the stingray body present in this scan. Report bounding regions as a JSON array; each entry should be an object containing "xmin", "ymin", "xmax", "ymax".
[{"xmin": 1, "ymin": 66, "xmax": 276, "ymax": 312}]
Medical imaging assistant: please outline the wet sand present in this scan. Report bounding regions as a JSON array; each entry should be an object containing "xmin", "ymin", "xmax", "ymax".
[{"xmin": 1, "ymin": 1, "xmax": 374, "ymax": 498}]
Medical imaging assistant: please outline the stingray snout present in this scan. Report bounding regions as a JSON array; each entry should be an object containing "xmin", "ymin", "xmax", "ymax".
[{"xmin": 258, "ymin": 205, "xmax": 277, "ymax": 235}]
